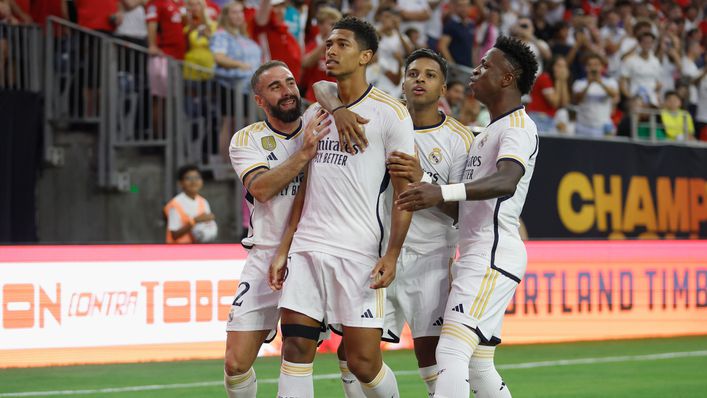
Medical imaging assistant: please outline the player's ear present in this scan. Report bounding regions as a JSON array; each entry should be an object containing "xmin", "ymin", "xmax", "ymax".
[
  {"xmin": 440, "ymin": 82, "xmax": 447, "ymax": 97},
  {"xmin": 254, "ymin": 93, "xmax": 265, "ymax": 109},
  {"xmin": 359, "ymin": 49, "xmax": 374, "ymax": 66},
  {"xmin": 500, "ymin": 71, "xmax": 515, "ymax": 89}
]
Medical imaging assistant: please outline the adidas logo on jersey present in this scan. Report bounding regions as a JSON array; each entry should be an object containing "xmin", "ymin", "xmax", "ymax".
[
  {"xmin": 361, "ymin": 309, "xmax": 374, "ymax": 318},
  {"xmin": 432, "ymin": 317, "xmax": 444, "ymax": 326},
  {"xmin": 267, "ymin": 152, "xmax": 278, "ymax": 161},
  {"xmin": 452, "ymin": 303, "xmax": 464, "ymax": 313}
]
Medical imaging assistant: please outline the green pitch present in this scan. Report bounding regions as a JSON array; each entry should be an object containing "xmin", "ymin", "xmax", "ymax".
[{"xmin": 2, "ymin": 335, "xmax": 707, "ymax": 397}]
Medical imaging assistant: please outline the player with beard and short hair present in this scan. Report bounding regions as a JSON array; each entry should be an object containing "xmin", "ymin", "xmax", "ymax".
[
  {"xmin": 397, "ymin": 36, "xmax": 539, "ymax": 398},
  {"xmin": 223, "ymin": 60, "xmax": 333, "ymax": 398}
]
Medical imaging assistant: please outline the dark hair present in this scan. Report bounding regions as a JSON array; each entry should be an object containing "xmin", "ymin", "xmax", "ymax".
[
  {"xmin": 493, "ymin": 36, "xmax": 538, "ymax": 95},
  {"xmin": 250, "ymin": 60, "xmax": 289, "ymax": 94},
  {"xmin": 332, "ymin": 16, "xmax": 379, "ymax": 55},
  {"xmin": 404, "ymin": 48, "xmax": 448, "ymax": 81},
  {"xmin": 447, "ymin": 80, "xmax": 465, "ymax": 89},
  {"xmin": 547, "ymin": 55, "xmax": 569, "ymax": 81},
  {"xmin": 638, "ymin": 31, "xmax": 656, "ymax": 41},
  {"xmin": 582, "ymin": 52, "xmax": 603, "ymax": 65},
  {"xmin": 664, "ymin": 90, "xmax": 681, "ymax": 102},
  {"xmin": 177, "ymin": 164, "xmax": 201, "ymax": 181}
]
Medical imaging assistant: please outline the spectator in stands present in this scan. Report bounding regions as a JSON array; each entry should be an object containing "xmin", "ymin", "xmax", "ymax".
[
  {"xmin": 660, "ymin": 91, "xmax": 694, "ymax": 141},
  {"xmin": 397, "ymin": 0, "xmax": 430, "ymax": 48},
  {"xmin": 300, "ymin": 5, "xmax": 341, "ymax": 102},
  {"xmin": 146, "ymin": 0, "xmax": 186, "ymax": 137},
  {"xmin": 693, "ymin": 67, "xmax": 707, "ymax": 141},
  {"xmin": 29, "ymin": 0, "xmax": 67, "ymax": 27},
  {"xmin": 438, "ymin": 80, "xmax": 464, "ymax": 117},
  {"xmin": 682, "ymin": 40, "xmax": 704, "ymax": 118},
  {"xmin": 425, "ymin": 0, "xmax": 445, "ymax": 51},
  {"xmin": 565, "ymin": 12, "xmax": 605, "ymax": 79},
  {"xmin": 183, "ymin": 0, "xmax": 217, "ymax": 81},
  {"xmin": 375, "ymin": 6, "xmax": 412, "ymax": 98},
  {"xmin": 573, "ymin": 53, "xmax": 619, "ymax": 138},
  {"xmin": 458, "ymin": 89, "xmax": 489, "ymax": 128},
  {"xmin": 114, "ymin": 0, "xmax": 148, "ymax": 47},
  {"xmin": 283, "ymin": 0, "xmax": 306, "ymax": 49},
  {"xmin": 211, "ymin": 0, "xmax": 261, "ymax": 159},
  {"xmin": 1, "ymin": 0, "xmax": 31, "ymax": 24},
  {"xmin": 531, "ymin": 0, "xmax": 553, "ymax": 42},
  {"xmin": 346, "ymin": 0, "xmax": 373, "ymax": 20},
  {"xmin": 205, "ymin": 0, "xmax": 221, "ymax": 20},
  {"xmin": 510, "ymin": 16, "xmax": 551, "ymax": 72},
  {"xmin": 439, "ymin": 0, "xmax": 475, "ymax": 68},
  {"xmin": 656, "ymin": 19, "xmax": 683, "ymax": 96},
  {"xmin": 253, "ymin": 0, "xmax": 301, "ymax": 80},
  {"xmin": 164, "ymin": 164, "xmax": 218, "ymax": 244},
  {"xmin": 527, "ymin": 55, "xmax": 571, "ymax": 134},
  {"xmin": 620, "ymin": 32, "xmax": 662, "ymax": 106},
  {"xmin": 474, "ymin": 4, "xmax": 500, "ymax": 65},
  {"xmin": 600, "ymin": 9, "xmax": 627, "ymax": 78}
]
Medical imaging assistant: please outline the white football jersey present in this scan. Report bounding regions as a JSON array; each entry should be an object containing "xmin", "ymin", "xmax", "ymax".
[
  {"xmin": 229, "ymin": 120, "xmax": 304, "ymax": 248},
  {"xmin": 290, "ymin": 85, "xmax": 416, "ymax": 263},
  {"xmin": 458, "ymin": 107, "xmax": 539, "ymax": 281},
  {"xmin": 405, "ymin": 113, "xmax": 473, "ymax": 254}
]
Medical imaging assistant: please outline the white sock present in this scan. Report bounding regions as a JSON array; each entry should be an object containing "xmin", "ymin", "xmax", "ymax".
[
  {"xmin": 339, "ymin": 360, "xmax": 366, "ymax": 398},
  {"xmin": 433, "ymin": 321, "xmax": 480, "ymax": 398},
  {"xmin": 469, "ymin": 346, "xmax": 511, "ymax": 398},
  {"xmin": 278, "ymin": 360, "xmax": 314, "ymax": 398},
  {"xmin": 224, "ymin": 368, "xmax": 257, "ymax": 398},
  {"xmin": 418, "ymin": 364, "xmax": 439, "ymax": 397},
  {"xmin": 359, "ymin": 363, "xmax": 399, "ymax": 398}
]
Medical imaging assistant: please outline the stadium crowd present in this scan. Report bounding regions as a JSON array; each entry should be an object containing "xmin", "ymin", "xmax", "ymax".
[{"xmin": 1, "ymin": 0, "xmax": 706, "ymax": 140}]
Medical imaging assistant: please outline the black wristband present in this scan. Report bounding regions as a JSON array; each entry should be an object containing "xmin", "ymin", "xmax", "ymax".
[{"xmin": 331, "ymin": 105, "xmax": 347, "ymax": 113}]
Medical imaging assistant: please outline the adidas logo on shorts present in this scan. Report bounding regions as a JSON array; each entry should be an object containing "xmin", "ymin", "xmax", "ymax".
[
  {"xmin": 432, "ymin": 317, "xmax": 444, "ymax": 326},
  {"xmin": 361, "ymin": 309, "xmax": 374, "ymax": 318},
  {"xmin": 452, "ymin": 303, "xmax": 464, "ymax": 313}
]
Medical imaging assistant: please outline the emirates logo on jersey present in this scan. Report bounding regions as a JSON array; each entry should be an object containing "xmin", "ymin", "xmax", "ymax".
[{"xmin": 428, "ymin": 148, "xmax": 443, "ymax": 165}]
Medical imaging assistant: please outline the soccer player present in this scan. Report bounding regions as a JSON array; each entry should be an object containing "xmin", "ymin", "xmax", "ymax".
[
  {"xmin": 314, "ymin": 48, "xmax": 474, "ymax": 397},
  {"xmin": 396, "ymin": 36, "xmax": 540, "ymax": 398},
  {"xmin": 224, "ymin": 60, "xmax": 332, "ymax": 398},
  {"xmin": 269, "ymin": 16, "xmax": 415, "ymax": 398}
]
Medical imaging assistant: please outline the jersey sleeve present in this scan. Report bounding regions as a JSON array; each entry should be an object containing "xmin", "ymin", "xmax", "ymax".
[
  {"xmin": 496, "ymin": 128, "xmax": 537, "ymax": 175},
  {"xmin": 167, "ymin": 207, "xmax": 183, "ymax": 232},
  {"xmin": 145, "ymin": 2, "xmax": 159, "ymax": 23},
  {"xmin": 572, "ymin": 79, "xmax": 587, "ymax": 94},
  {"xmin": 382, "ymin": 109, "xmax": 415, "ymax": 158},
  {"xmin": 229, "ymin": 128, "xmax": 268, "ymax": 183}
]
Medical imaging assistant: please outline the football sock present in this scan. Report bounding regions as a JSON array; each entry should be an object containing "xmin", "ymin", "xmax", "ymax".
[
  {"xmin": 469, "ymin": 346, "xmax": 511, "ymax": 398},
  {"xmin": 433, "ymin": 321, "xmax": 480, "ymax": 398},
  {"xmin": 359, "ymin": 363, "xmax": 399, "ymax": 398},
  {"xmin": 339, "ymin": 360, "xmax": 366, "ymax": 398},
  {"xmin": 278, "ymin": 360, "xmax": 314, "ymax": 398},
  {"xmin": 224, "ymin": 368, "xmax": 257, "ymax": 398},
  {"xmin": 418, "ymin": 364, "xmax": 439, "ymax": 396}
]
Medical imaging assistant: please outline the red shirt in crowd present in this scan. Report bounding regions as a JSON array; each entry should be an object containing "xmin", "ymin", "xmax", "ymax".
[
  {"xmin": 251, "ymin": 11, "xmax": 302, "ymax": 79},
  {"xmin": 30, "ymin": 0, "xmax": 64, "ymax": 26},
  {"xmin": 526, "ymin": 72, "xmax": 556, "ymax": 117},
  {"xmin": 146, "ymin": 0, "xmax": 187, "ymax": 60},
  {"xmin": 205, "ymin": 0, "xmax": 221, "ymax": 21},
  {"xmin": 74, "ymin": 0, "xmax": 118, "ymax": 32},
  {"xmin": 301, "ymin": 38, "xmax": 334, "ymax": 103},
  {"xmin": 14, "ymin": 0, "xmax": 30, "ymax": 15}
]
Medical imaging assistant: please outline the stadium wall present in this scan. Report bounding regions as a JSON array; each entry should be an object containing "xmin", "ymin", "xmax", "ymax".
[{"xmin": 1, "ymin": 241, "xmax": 706, "ymax": 368}]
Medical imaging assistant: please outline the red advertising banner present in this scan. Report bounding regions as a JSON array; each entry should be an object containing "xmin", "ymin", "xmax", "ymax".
[{"xmin": 1, "ymin": 241, "xmax": 705, "ymax": 368}]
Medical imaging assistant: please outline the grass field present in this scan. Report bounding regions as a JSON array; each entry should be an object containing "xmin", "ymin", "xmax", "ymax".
[{"xmin": 2, "ymin": 335, "xmax": 707, "ymax": 397}]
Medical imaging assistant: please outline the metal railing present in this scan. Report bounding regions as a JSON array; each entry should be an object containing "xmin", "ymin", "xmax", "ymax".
[
  {"xmin": 631, "ymin": 107, "xmax": 696, "ymax": 143},
  {"xmin": 0, "ymin": 22, "xmax": 43, "ymax": 92}
]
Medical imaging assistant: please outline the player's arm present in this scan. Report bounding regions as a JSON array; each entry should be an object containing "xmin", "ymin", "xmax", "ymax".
[
  {"xmin": 312, "ymin": 80, "xmax": 369, "ymax": 154},
  {"xmin": 371, "ymin": 174, "xmax": 413, "ymax": 289},
  {"xmin": 238, "ymin": 111, "xmax": 330, "ymax": 203},
  {"xmin": 396, "ymin": 160, "xmax": 524, "ymax": 211},
  {"xmin": 169, "ymin": 211, "xmax": 214, "ymax": 241},
  {"xmin": 268, "ymin": 170, "xmax": 308, "ymax": 290}
]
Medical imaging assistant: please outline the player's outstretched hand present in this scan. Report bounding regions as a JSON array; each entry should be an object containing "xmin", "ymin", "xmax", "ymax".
[
  {"xmin": 301, "ymin": 109, "xmax": 331, "ymax": 160},
  {"xmin": 370, "ymin": 254, "xmax": 396, "ymax": 289},
  {"xmin": 396, "ymin": 182, "xmax": 444, "ymax": 211},
  {"xmin": 268, "ymin": 253, "xmax": 288, "ymax": 291},
  {"xmin": 387, "ymin": 150, "xmax": 423, "ymax": 183},
  {"xmin": 332, "ymin": 107, "xmax": 369, "ymax": 155}
]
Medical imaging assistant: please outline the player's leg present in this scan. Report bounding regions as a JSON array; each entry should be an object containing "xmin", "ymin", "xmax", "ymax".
[
  {"xmin": 469, "ymin": 342, "xmax": 511, "ymax": 398},
  {"xmin": 223, "ymin": 330, "xmax": 270, "ymax": 398},
  {"xmin": 413, "ymin": 336, "xmax": 440, "ymax": 396},
  {"xmin": 342, "ymin": 326, "xmax": 399, "ymax": 398},
  {"xmin": 337, "ymin": 338, "xmax": 366, "ymax": 398},
  {"xmin": 277, "ymin": 252, "xmax": 329, "ymax": 398}
]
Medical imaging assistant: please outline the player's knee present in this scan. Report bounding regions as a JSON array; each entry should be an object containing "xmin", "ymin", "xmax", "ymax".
[
  {"xmin": 281, "ymin": 324, "xmax": 320, "ymax": 362},
  {"xmin": 224, "ymin": 352, "xmax": 253, "ymax": 376},
  {"xmin": 345, "ymin": 352, "xmax": 380, "ymax": 382},
  {"xmin": 413, "ymin": 337, "xmax": 439, "ymax": 368}
]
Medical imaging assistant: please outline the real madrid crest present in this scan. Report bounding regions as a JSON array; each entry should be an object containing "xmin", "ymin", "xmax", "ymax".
[
  {"xmin": 261, "ymin": 136, "xmax": 277, "ymax": 151},
  {"xmin": 479, "ymin": 135, "xmax": 488, "ymax": 149},
  {"xmin": 428, "ymin": 147, "xmax": 443, "ymax": 165}
]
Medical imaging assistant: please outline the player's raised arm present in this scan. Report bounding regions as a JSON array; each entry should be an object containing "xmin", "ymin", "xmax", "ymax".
[
  {"xmin": 233, "ymin": 110, "xmax": 330, "ymax": 203},
  {"xmin": 312, "ymin": 80, "xmax": 369, "ymax": 154}
]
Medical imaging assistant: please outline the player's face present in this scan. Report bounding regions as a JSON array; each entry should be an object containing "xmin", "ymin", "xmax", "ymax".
[
  {"xmin": 468, "ymin": 49, "xmax": 510, "ymax": 103},
  {"xmin": 325, "ymin": 29, "xmax": 372, "ymax": 77},
  {"xmin": 255, "ymin": 66, "xmax": 302, "ymax": 123},
  {"xmin": 403, "ymin": 57, "xmax": 446, "ymax": 107},
  {"xmin": 180, "ymin": 170, "xmax": 203, "ymax": 195}
]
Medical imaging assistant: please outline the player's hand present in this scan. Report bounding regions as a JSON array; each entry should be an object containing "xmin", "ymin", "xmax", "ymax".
[
  {"xmin": 370, "ymin": 254, "xmax": 397, "ymax": 289},
  {"xmin": 387, "ymin": 150, "xmax": 424, "ymax": 183},
  {"xmin": 332, "ymin": 107, "xmax": 369, "ymax": 155},
  {"xmin": 268, "ymin": 252, "xmax": 288, "ymax": 291},
  {"xmin": 194, "ymin": 213, "xmax": 215, "ymax": 223},
  {"xmin": 395, "ymin": 182, "xmax": 444, "ymax": 211},
  {"xmin": 300, "ymin": 109, "xmax": 331, "ymax": 160}
]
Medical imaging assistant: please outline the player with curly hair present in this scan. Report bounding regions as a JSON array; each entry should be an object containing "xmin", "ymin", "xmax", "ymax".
[{"xmin": 396, "ymin": 35, "xmax": 540, "ymax": 398}]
